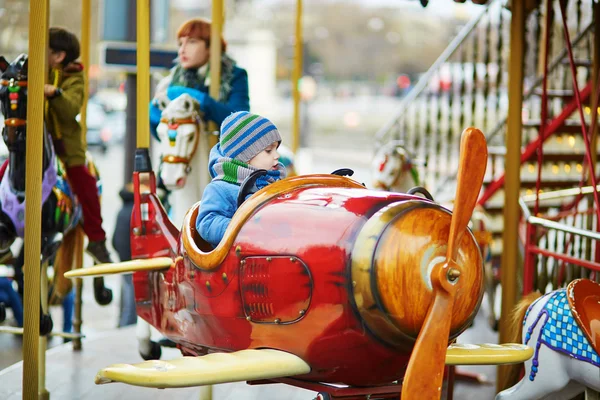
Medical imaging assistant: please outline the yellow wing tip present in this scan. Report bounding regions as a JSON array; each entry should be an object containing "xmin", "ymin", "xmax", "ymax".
[
  {"xmin": 93, "ymin": 349, "xmax": 310, "ymax": 388},
  {"xmin": 446, "ymin": 343, "xmax": 533, "ymax": 365}
]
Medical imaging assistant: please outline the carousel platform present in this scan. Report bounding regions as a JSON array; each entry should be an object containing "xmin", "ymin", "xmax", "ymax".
[
  {"xmin": 0, "ymin": 318, "xmax": 499, "ymax": 400},
  {"xmin": 0, "ymin": 326, "xmax": 317, "ymax": 400}
]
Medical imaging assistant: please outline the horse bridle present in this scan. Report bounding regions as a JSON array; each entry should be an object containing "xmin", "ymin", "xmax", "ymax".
[
  {"xmin": 375, "ymin": 147, "xmax": 417, "ymax": 191},
  {"xmin": 1, "ymin": 78, "xmax": 28, "ymax": 143},
  {"xmin": 159, "ymin": 114, "xmax": 201, "ymax": 173}
]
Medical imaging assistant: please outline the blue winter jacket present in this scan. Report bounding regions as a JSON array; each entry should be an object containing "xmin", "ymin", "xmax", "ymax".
[
  {"xmin": 196, "ymin": 179, "xmax": 239, "ymax": 247},
  {"xmin": 149, "ymin": 65, "xmax": 250, "ymax": 140},
  {"xmin": 196, "ymin": 144, "xmax": 239, "ymax": 247}
]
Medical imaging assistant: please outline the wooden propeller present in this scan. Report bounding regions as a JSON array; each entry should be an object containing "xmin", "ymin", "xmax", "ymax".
[{"xmin": 400, "ymin": 127, "xmax": 487, "ymax": 399}]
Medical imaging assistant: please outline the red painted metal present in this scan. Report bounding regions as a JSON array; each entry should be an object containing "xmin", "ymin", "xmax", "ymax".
[
  {"xmin": 129, "ymin": 170, "xmax": 477, "ymax": 392},
  {"xmin": 558, "ymin": 1, "xmax": 600, "ymax": 224},
  {"xmin": 529, "ymin": 246, "xmax": 600, "ymax": 272},
  {"xmin": 132, "ymin": 177, "xmax": 422, "ymax": 386},
  {"xmin": 249, "ymin": 378, "xmax": 402, "ymax": 399},
  {"xmin": 522, "ymin": 223, "xmax": 537, "ymax": 295},
  {"xmin": 477, "ymin": 81, "xmax": 592, "ymax": 206}
]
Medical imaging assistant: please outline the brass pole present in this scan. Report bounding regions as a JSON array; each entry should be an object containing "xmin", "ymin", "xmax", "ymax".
[
  {"xmin": 23, "ymin": 0, "xmax": 49, "ymax": 398},
  {"xmin": 136, "ymin": 0, "xmax": 150, "ymax": 149},
  {"xmin": 208, "ymin": 0, "xmax": 224, "ymax": 148},
  {"xmin": 81, "ymin": 0, "xmax": 91, "ymax": 147},
  {"xmin": 292, "ymin": 0, "xmax": 303, "ymax": 154},
  {"xmin": 497, "ymin": 0, "xmax": 526, "ymax": 392}
]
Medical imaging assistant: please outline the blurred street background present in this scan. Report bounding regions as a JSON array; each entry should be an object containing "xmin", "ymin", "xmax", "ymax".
[{"xmin": 0, "ymin": 0, "xmax": 499, "ymax": 398}]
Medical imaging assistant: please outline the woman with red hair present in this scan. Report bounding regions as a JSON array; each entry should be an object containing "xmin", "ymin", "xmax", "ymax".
[{"xmin": 149, "ymin": 18, "xmax": 249, "ymax": 136}]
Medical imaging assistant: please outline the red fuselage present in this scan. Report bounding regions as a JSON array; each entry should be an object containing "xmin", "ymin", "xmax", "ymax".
[{"xmin": 132, "ymin": 186, "xmax": 445, "ymax": 386}]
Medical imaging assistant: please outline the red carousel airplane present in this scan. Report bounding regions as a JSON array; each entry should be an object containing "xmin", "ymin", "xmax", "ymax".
[{"xmin": 66, "ymin": 128, "xmax": 531, "ymax": 399}]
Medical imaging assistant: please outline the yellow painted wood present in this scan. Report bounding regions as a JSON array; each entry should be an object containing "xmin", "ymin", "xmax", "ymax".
[
  {"xmin": 498, "ymin": 0, "xmax": 526, "ymax": 391},
  {"xmin": 24, "ymin": 1, "xmax": 50, "ymax": 398},
  {"xmin": 80, "ymin": 0, "xmax": 91, "ymax": 147},
  {"xmin": 136, "ymin": 0, "xmax": 150, "ymax": 149},
  {"xmin": 65, "ymin": 257, "xmax": 173, "ymax": 278},
  {"xmin": 292, "ymin": 0, "xmax": 303, "ymax": 154},
  {"xmin": 446, "ymin": 343, "xmax": 533, "ymax": 365},
  {"xmin": 207, "ymin": 0, "xmax": 224, "ymax": 149},
  {"xmin": 95, "ymin": 349, "xmax": 311, "ymax": 388}
]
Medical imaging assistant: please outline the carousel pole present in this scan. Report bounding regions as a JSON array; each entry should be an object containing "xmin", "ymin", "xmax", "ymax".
[
  {"xmin": 292, "ymin": 0, "xmax": 303, "ymax": 154},
  {"xmin": 497, "ymin": 0, "xmax": 526, "ymax": 392},
  {"xmin": 206, "ymin": 0, "xmax": 224, "ymax": 185},
  {"xmin": 72, "ymin": 0, "xmax": 92, "ymax": 352},
  {"xmin": 23, "ymin": 0, "xmax": 50, "ymax": 398},
  {"xmin": 136, "ymin": 0, "xmax": 150, "ymax": 150}
]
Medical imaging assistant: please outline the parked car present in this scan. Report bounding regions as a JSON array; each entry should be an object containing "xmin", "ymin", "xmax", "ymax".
[{"xmin": 77, "ymin": 100, "xmax": 112, "ymax": 153}]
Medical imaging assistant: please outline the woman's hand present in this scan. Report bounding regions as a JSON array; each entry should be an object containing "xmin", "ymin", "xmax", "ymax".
[{"xmin": 44, "ymin": 84, "xmax": 57, "ymax": 97}]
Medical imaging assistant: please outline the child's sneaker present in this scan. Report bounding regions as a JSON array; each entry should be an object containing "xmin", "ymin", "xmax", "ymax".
[{"xmin": 86, "ymin": 240, "xmax": 113, "ymax": 264}]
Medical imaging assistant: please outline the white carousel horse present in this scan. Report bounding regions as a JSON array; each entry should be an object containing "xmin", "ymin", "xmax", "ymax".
[
  {"xmin": 496, "ymin": 279, "xmax": 600, "ymax": 399},
  {"xmin": 371, "ymin": 140, "xmax": 420, "ymax": 193},
  {"xmin": 137, "ymin": 93, "xmax": 210, "ymax": 360},
  {"xmin": 155, "ymin": 92, "xmax": 210, "ymax": 228}
]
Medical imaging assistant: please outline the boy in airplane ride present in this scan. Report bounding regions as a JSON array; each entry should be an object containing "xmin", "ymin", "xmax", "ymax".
[{"xmin": 196, "ymin": 111, "xmax": 286, "ymax": 247}]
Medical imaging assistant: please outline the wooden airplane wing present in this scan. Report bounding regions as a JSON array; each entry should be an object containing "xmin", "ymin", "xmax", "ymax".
[
  {"xmin": 95, "ymin": 349, "xmax": 311, "ymax": 388},
  {"xmin": 64, "ymin": 258, "xmax": 173, "ymax": 278},
  {"xmin": 446, "ymin": 343, "xmax": 533, "ymax": 365}
]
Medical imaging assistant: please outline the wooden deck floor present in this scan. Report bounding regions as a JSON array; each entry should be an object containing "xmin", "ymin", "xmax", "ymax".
[{"xmin": 0, "ymin": 310, "xmax": 499, "ymax": 400}]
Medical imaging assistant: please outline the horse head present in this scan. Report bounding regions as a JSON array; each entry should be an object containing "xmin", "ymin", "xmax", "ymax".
[
  {"xmin": 156, "ymin": 93, "xmax": 204, "ymax": 190},
  {"xmin": 0, "ymin": 54, "xmax": 28, "ymax": 150},
  {"xmin": 371, "ymin": 141, "xmax": 419, "ymax": 192}
]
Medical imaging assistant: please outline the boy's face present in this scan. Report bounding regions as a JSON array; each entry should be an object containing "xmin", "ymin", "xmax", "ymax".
[
  {"xmin": 177, "ymin": 36, "xmax": 209, "ymax": 69},
  {"xmin": 248, "ymin": 142, "xmax": 280, "ymax": 171},
  {"xmin": 48, "ymin": 49, "xmax": 66, "ymax": 69}
]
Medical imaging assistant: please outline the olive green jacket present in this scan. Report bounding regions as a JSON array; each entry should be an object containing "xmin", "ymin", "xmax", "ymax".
[{"xmin": 45, "ymin": 62, "xmax": 86, "ymax": 167}]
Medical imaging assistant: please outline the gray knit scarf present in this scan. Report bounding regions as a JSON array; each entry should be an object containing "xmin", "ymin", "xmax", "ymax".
[{"xmin": 170, "ymin": 53, "xmax": 236, "ymax": 102}]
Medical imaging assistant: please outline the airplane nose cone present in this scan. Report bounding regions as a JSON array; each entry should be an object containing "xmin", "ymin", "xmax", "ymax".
[{"xmin": 350, "ymin": 200, "xmax": 483, "ymax": 349}]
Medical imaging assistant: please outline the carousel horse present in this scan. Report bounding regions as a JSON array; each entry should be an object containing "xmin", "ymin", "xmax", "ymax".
[
  {"xmin": 0, "ymin": 54, "xmax": 112, "ymax": 333},
  {"xmin": 497, "ymin": 279, "xmax": 600, "ymax": 399},
  {"xmin": 371, "ymin": 140, "xmax": 420, "ymax": 193},
  {"xmin": 155, "ymin": 93, "xmax": 209, "ymax": 227},
  {"xmin": 137, "ymin": 92, "xmax": 210, "ymax": 359}
]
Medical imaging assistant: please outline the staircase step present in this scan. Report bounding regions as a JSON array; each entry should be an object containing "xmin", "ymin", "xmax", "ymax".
[
  {"xmin": 531, "ymin": 152, "xmax": 588, "ymax": 163},
  {"xmin": 561, "ymin": 58, "xmax": 592, "ymax": 67},
  {"xmin": 523, "ymin": 119, "xmax": 587, "ymax": 134},
  {"xmin": 533, "ymin": 88, "xmax": 576, "ymax": 98}
]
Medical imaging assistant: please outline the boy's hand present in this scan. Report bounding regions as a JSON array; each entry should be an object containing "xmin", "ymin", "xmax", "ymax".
[{"xmin": 44, "ymin": 84, "xmax": 57, "ymax": 97}]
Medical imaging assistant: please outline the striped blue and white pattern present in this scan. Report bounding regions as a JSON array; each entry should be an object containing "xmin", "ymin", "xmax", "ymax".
[{"xmin": 219, "ymin": 111, "xmax": 281, "ymax": 162}]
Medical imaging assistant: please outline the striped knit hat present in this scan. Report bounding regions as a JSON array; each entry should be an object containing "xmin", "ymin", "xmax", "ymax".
[{"xmin": 219, "ymin": 111, "xmax": 282, "ymax": 163}]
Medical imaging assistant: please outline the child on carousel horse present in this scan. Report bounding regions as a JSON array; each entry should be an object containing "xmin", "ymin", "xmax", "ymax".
[{"xmin": 44, "ymin": 27, "xmax": 113, "ymax": 264}]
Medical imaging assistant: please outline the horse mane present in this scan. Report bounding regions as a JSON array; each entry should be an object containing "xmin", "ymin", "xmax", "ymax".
[{"xmin": 497, "ymin": 291, "xmax": 542, "ymax": 391}]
